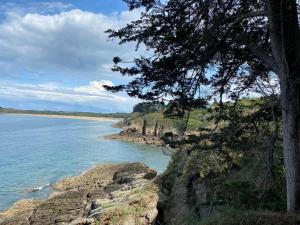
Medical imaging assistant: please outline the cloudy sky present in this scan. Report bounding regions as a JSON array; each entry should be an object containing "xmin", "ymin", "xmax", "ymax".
[{"xmin": 0, "ymin": 0, "xmax": 142, "ymax": 113}]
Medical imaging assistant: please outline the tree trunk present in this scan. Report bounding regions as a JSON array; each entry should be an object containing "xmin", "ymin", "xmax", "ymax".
[
  {"xmin": 268, "ymin": 0, "xmax": 300, "ymax": 212},
  {"xmin": 142, "ymin": 119, "xmax": 147, "ymax": 136},
  {"xmin": 153, "ymin": 121, "xmax": 158, "ymax": 137},
  {"xmin": 281, "ymin": 79, "xmax": 300, "ymax": 212},
  {"xmin": 159, "ymin": 124, "xmax": 164, "ymax": 137}
]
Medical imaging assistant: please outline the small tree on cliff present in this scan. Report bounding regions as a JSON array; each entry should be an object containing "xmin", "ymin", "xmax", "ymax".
[
  {"xmin": 106, "ymin": 0, "xmax": 300, "ymax": 212},
  {"xmin": 142, "ymin": 119, "xmax": 147, "ymax": 136}
]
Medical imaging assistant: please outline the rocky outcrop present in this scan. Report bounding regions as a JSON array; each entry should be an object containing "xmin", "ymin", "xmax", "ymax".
[
  {"xmin": 105, "ymin": 132, "xmax": 165, "ymax": 147},
  {"xmin": 104, "ymin": 127, "xmax": 181, "ymax": 150},
  {"xmin": 0, "ymin": 163, "xmax": 159, "ymax": 225},
  {"xmin": 156, "ymin": 148, "xmax": 191, "ymax": 225}
]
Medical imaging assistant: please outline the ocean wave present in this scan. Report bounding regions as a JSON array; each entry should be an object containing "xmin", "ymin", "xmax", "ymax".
[{"xmin": 28, "ymin": 183, "xmax": 51, "ymax": 193}]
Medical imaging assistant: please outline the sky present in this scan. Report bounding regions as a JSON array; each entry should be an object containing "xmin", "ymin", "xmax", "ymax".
[{"xmin": 0, "ymin": 0, "xmax": 143, "ymax": 113}]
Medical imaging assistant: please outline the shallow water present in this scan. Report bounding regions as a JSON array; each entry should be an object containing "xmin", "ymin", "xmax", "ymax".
[{"xmin": 0, "ymin": 114, "xmax": 170, "ymax": 211}]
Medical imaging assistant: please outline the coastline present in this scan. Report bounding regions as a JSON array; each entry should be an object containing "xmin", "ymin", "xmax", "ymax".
[
  {"xmin": 0, "ymin": 115, "xmax": 171, "ymax": 214},
  {"xmin": 0, "ymin": 112, "xmax": 122, "ymax": 122},
  {"xmin": 0, "ymin": 163, "xmax": 159, "ymax": 225}
]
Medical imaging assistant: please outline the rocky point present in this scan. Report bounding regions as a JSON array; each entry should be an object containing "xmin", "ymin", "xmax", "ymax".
[{"xmin": 0, "ymin": 163, "xmax": 159, "ymax": 225}]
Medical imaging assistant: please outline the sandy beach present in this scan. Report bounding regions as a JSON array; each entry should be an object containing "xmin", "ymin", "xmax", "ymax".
[{"xmin": 2, "ymin": 113, "xmax": 122, "ymax": 122}]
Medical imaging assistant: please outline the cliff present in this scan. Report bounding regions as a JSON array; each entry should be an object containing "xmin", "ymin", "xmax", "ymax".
[
  {"xmin": 105, "ymin": 100, "xmax": 300, "ymax": 225},
  {"xmin": 156, "ymin": 147, "xmax": 300, "ymax": 225}
]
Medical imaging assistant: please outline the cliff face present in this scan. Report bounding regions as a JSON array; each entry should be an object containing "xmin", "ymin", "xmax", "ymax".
[
  {"xmin": 157, "ymin": 147, "xmax": 300, "ymax": 225},
  {"xmin": 0, "ymin": 163, "xmax": 158, "ymax": 225}
]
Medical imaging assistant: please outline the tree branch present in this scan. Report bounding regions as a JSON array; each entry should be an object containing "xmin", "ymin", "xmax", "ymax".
[
  {"xmin": 240, "ymin": 11, "xmax": 267, "ymax": 19},
  {"xmin": 236, "ymin": 35, "xmax": 279, "ymax": 75},
  {"xmin": 246, "ymin": 40, "xmax": 278, "ymax": 73}
]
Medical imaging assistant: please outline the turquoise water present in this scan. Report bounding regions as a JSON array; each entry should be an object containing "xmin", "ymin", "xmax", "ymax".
[{"xmin": 0, "ymin": 114, "xmax": 170, "ymax": 211}]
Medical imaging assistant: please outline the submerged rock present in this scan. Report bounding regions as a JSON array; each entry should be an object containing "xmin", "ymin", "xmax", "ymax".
[{"xmin": 0, "ymin": 163, "xmax": 159, "ymax": 225}]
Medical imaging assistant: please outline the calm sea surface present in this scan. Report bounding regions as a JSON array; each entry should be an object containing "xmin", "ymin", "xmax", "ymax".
[{"xmin": 0, "ymin": 114, "xmax": 170, "ymax": 211}]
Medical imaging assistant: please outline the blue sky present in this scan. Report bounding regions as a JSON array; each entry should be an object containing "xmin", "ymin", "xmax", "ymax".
[{"xmin": 0, "ymin": 0, "xmax": 142, "ymax": 112}]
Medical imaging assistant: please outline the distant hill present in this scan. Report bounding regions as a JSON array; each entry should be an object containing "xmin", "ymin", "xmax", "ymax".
[{"xmin": 0, "ymin": 108, "xmax": 130, "ymax": 118}]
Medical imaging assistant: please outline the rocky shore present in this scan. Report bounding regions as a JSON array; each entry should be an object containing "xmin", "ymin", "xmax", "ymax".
[
  {"xmin": 104, "ymin": 115, "xmax": 172, "ymax": 147},
  {"xmin": 105, "ymin": 132, "xmax": 165, "ymax": 147},
  {"xmin": 0, "ymin": 163, "xmax": 159, "ymax": 225},
  {"xmin": 104, "ymin": 126, "xmax": 179, "ymax": 151}
]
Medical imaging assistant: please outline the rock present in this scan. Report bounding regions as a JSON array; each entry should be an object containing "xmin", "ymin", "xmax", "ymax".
[
  {"xmin": 90, "ymin": 199, "xmax": 102, "ymax": 210},
  {"xmin": 0, "ymin": 163, "xmax": 159, "ymax": 225},
  {"xmin": 125, "ymin": 127, "xmax": 138, "ymax": 134},
  {"xmin": 104, "ymin": 130, "xmax": 168, "ymax": 148},
  {"xmin": 157, "ymin": 192, "xmax": 168, "ymax": 209},
  {"xmin": 69, "ymin": 218, "xmax": 94, "ymax": 225},
  {"xmin": 55, "ymin": 215, "xmax": 76, "ymax": 223},
  {"xmin": 158, "ymin": 149, "xmax": 191, "ymax": 225},
  {"xmin": 144, "ymin": 169, "xmax": 157, "ymax": 180},
  {"xmin": 0, "ymin": 200, "xmax": 41, "ymax": 225}
]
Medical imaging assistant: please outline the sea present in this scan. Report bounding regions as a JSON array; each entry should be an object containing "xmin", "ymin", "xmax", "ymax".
[{"xmin": 0, "ymin": 114, "xmax": 170, "ymax": 211}]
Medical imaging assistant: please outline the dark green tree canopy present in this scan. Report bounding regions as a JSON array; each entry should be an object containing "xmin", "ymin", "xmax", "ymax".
[
  {"xmin": 105, "ymin": 0, "xmax": 281, "ymax": 108},
  {"xmin": 133, "ymin": 101, "xmax": 165, "ymax": 113}
]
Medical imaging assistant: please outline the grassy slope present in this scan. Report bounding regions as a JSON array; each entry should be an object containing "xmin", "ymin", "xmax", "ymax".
[
  {"xmin": 125, "ymin": 109, "xmax": 209, "ymax": 134},
  {"xmin": 126, "ymin": 98, "xmax": 262, "ymax": 133}
]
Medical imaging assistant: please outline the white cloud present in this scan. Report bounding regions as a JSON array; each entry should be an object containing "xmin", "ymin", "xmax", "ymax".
[
  {"xmin": 0, "ymin": 81, "xmax": 124, "ymax": 103},
  {"xmin": 0, "ymin": 8, "xmax": 142, "ymax": 79},
  {"xmin": 38, "ymin": 82, "xmax": 58, "ymax": 90},
  {"xmin": 40, "ymin": 2, "xmax": 74, "ymax": 12},
  {"xmin": 0, "ymin": 81, "xmax": 140, "ymax": 112},
  {"xmin": 0, "ymin": 5, "xmax": 144, "ymax": 112},
  {"xmin": 0, "ymin": 2, "xmax": 74, "ymax": 16},
  {"xmin": 74, "ymin": 80, "xmax": 113, "ymax": 94}
]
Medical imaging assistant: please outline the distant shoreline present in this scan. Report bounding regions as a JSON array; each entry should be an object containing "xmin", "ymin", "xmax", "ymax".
[{"xmin": 0, "ymin": 112, "xmax": 122, "ymax": 122}]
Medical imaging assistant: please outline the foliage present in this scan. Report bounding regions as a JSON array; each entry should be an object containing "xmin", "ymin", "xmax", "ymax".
[
  {"xmin": 183, "ymin": 207, "xmax": 201, "ymax": 225},
  {"xmin": 155, "ymin": 97, "xmax": 287, "ymax": 225},
  {"xmin": 126, "ymin": 109, "xmax": 206, "ymax": 134},
  {"xmin": 199, "ymin": 208, "xmax": 300, "ymax": 225},
  {"xmin": 105, "ymin": 0, "xmax": 288, "ymax": 108},
  {"xmin": 105, "ymin": 0, "xmax": 300, "ymax": 211},
  {"xmin": 103, "ymin": 0, "xmax": 300, "ymax": 214},
  {"xmin": 133, "ymin": 101, "xmax": 165, "ymax": 114}
]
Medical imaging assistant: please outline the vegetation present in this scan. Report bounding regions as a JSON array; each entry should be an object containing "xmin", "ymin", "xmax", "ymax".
[
  {"xmin": 121, "ymin": 98, "xmax": 265, "ymax": 138},
  {"xmin": 133, "ymin": 102, "xmax": 165, "ymax": 114},
  {"xmin": 198, "ymin": 209, "xmax": 300, "ymax": 225},
  {"xmin": 106, "ymin": 0, "xmax": 300, "ymax": 213},
  {"xmin": 147, "ymin": 97, "xmax": 295, "ymax": 224},
  {"xmin": 107, "ymin": 97, "xmax": 292, "ymax": 225}
]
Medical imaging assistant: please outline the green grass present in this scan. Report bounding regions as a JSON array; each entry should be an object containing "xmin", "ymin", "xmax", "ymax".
[
  {"xmin": 101, "ymin": 202, "xmax": 114, "ymax": 209},
  {"xmin": 127, "ymin": 108, "xmax": 211, "ymax": 134}
]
